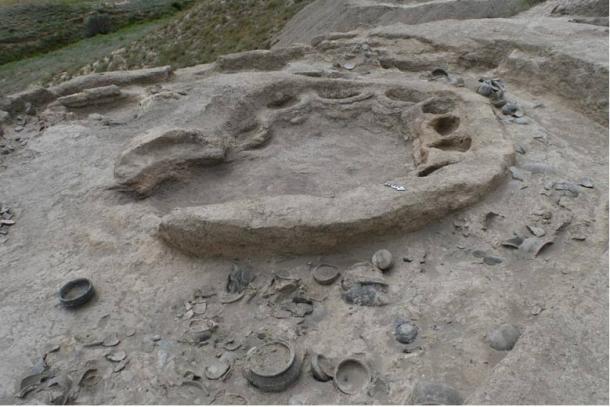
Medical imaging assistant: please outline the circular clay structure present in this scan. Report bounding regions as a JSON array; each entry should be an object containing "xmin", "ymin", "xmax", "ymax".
[
  {"xmin": 111, "ymin": 73, "xmax": 514, "ymax": 255},
  {"xmin": 333, "ymin": 358, "xmax": 371, "ymax": 395},
  {"xmin": 244, "ymin": 341, "xmax": 301, "ymax": 392},
  {"xmin": 310, "ymin": 353, "xmax": 333, "ymax": 382},
  {"xmin": 59, "ymin": 278, "xmax": 95, "ymax": 308},
  {"xmin": 312, "ymin": 264, "xmax": 340, "ymax": 285}
]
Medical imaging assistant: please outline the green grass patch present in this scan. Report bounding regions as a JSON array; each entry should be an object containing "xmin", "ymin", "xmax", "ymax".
[
  {"xmin": 0, "ymin": 0, "xmax": 313, "ymax": 94},
  {"xmin": 116, "ymin": 0, "xmax": 313, "ymax": 69},
  {"xmin": 0, "ymin": 0, "xmax": 194, "ymax": 64},
  {"xmin": 0, "ymin": 18, "xmax": 166, "ymax": 94}
]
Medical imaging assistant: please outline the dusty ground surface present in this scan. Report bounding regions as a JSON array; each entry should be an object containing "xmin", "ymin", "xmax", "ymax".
[
  {"xmin": 273, "ymin": 0, "xmax": 537, "ymax": 48},
  {"xmin": 0, "ymin": 0, "xmax": 608, "ymax": 404}
]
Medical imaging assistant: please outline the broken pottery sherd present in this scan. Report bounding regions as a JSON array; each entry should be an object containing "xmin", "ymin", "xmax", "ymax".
[
  {"xmin": 343, "ymin": 283, "xmax": 389, "ymax": 306},
  {"xmin": 341, "ymin": 262, "xmax": 387, "ymax": 286},
  {"xmin": 76, "ymin": 333, "xmax": 103, "ymax": 347},
  {"xmin": 205, "ymin": 359, "xmax": 231, "ymax": 380},
  {"xmin": 483, "ymin": 255, "xmax": 503, "ymax": 265},
  {"xmin": 77, "ymin": 360, "xmax": 101, "ymax": 387},
  {"xmin": 192, "ymin": 302, "xmax": 207, "ymax": 314},
  {"xmin": 491, "ymin": 97, "xmax": 507, "ymax": 108},
  {"xmin": 220, "ymin": 292, "xmax": 245, "ymax": 304},
  {"xmin": 578, "ymin": 177, "xmax": 594, "ymax": 188},
  {"xmin": 477, "ymin": 83, "xmax": 493, "ymax": 97},
  {"xmin": 102, "ymin": 333, "xmax": 120, "ymax": 347},
  {"xmin": 519, "ymin": 237, "xmax": 554, "ymax": 259},
  {"xmin": 553, "ymin": 181, "xmax": 579, "ymax": 197},
  {"xmin": 226, "ymin": 264, "xmax": 255, "ymax": 294},
  {"xmin": 341, "ymin": 264, "xmax": 389, "ymax": 306},
  {"xmin": 527, "ymin": 225, "xmax": 546, "ymax": 237},
  {"xmin": 501, "ymin": 102, "xmax": 516, "ymax": 114},
  {"xmin": 105, "ymin": 350, "xmax": 127, "ymax": 362},
  {"xmin": 482, "ymin": 211, "xmax": 501, "ymax": 230},
  {"xmin": 189, "ymin": 319, "xmax": 217, "ymax": 343},
  {"xmin": 431, "ymin": 68, "xmax": 449, "ymax": 77},
  {"xmin": 224, "ymin": 340, "xmax": 241, "ymax": 352},
  {"xmin": 472, "ymin": 250, "xmax": 487, "ymax": 258},
  {"xmin": 113, "ymin": 359, "xmax": 129, "ymax": 373},
  {"xmin": 17, "ymin": 368, "xmax": 53, "ymax": 399},
  {"xmin": 310, "ymin": 353, "xmax": 334, "ymax": 382},
  {"xmin": 509, "ymin": 166, "xmax": 525, "ymax": 181},
  {"xmin": 46, "ymin": 374, "xmax": 74, "ymax": 405},
  {"xmin": 501, "ymin": 236, "xmax": 524, "ymax": 249}
]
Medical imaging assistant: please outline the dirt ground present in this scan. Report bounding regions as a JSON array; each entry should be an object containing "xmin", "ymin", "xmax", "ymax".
[{"xmin": 0, "ymin": 0, "xmax": 608, "ymax": 405}]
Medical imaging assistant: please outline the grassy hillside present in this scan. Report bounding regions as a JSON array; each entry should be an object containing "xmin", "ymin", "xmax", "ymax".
[
  {"xmin": 0, "ymin": 0, "xmax": 194, "ymax": 65},
  {"xmin": 81, "ymin": 0, "xmax": 313, "ymax": 71},
  {"xmin": 0, "ymin": 0, "xmax": 312, "ymax": 94},
  {"xmin": 0, "ymin": 18, "xmax": 167, "ymax": 94}
]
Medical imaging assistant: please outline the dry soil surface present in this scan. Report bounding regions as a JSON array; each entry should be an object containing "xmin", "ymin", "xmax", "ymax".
[{"xmin": 0, "ymin": 0, "xmax": 608, "ymax": 404}]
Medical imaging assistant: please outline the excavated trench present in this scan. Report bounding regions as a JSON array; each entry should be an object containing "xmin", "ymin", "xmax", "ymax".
[
  {"xmin": 114, "ymin": 75, "xmax": 514, "ymax": 256},
  {"xmin": 0, "ymin": 2, "xmax": 607, "ymax": 404},
  {"xmin": 149, "ymin": 89, "xmax": 414, "ymax": 211}
]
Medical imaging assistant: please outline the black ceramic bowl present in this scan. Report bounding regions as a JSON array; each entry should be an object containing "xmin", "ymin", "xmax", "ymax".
[{"xmin": 59, "ymin": 278, "xmax": 95, "ymax": 308}]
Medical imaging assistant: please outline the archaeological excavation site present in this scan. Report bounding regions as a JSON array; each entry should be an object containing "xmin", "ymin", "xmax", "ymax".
[{"xmin": 0, "ymin": 0, "xmax": 608, "ymax": 404}]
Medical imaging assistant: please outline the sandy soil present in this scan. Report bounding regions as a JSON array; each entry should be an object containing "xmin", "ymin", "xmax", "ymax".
[{"xmin": 0, "ymin": 0, "xmax": 607, "ymax": 404}]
